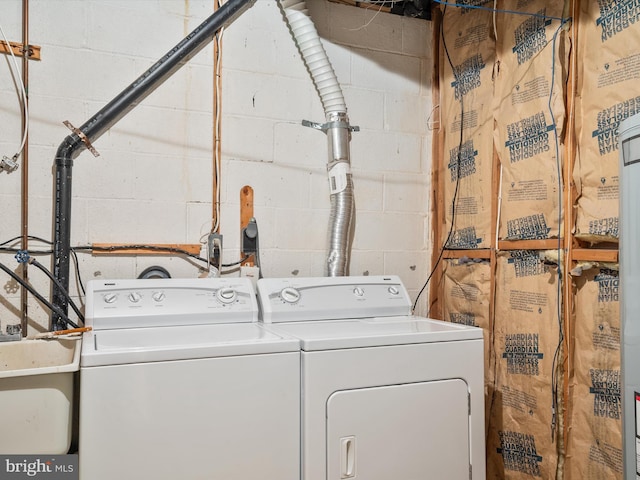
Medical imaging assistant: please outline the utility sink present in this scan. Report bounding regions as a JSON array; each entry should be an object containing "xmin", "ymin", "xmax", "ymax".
[{"xmin": 0, "ymin": 339, "xmax": 80, "ymax": 454}]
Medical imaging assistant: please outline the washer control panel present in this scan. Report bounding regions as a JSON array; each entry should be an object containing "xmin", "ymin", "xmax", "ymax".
[
  {"xmin": 86, "ymin": 277, "xmax": 258, "ymax": 330},
  {"xmin": 257, "ymin": 275, "xmax": 411, "ymax": 323}
]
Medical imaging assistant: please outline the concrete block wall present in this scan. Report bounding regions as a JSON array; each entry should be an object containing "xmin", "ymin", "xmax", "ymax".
[{"xmin": 0, "ymin": 0, "xmax": 432, "ymax": 333}]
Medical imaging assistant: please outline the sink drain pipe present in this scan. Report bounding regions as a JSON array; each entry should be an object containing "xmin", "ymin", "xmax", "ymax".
[
  {"xmin": 279, "ymin": 0, "xmax": 356, "ymax": 277},
  {"xmin": 50, "ymin": 0, "xmax": 256, "ymax": 330}
]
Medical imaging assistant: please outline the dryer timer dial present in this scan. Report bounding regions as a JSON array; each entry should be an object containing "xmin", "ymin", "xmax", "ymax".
[{"xmin": 280, "ymin": 287, "xmax": 301, "ymax": 304}]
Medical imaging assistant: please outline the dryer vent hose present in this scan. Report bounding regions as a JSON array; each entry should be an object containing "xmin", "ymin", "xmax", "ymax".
[{"xmin": 278, "ymin": 0, "xmax": 355, "ymax": 276}]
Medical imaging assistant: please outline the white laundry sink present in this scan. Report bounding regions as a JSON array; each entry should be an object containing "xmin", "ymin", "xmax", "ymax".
[{"xmin": 0, "ymin": 339, "xmax": 80, "ymax": 454}]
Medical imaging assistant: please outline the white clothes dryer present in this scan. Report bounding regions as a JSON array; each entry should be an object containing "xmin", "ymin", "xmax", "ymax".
[
  {"xmin": 258, "ymin": 275, "xmax": 486, "ymax": 480},
  {"xmin": 79, "ymin": 278, "xmax": 299, "ymax": 480}
]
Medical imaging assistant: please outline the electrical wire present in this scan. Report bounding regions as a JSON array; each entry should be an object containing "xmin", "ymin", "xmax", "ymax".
[
  {"xmin": 0, "ymin": 261, "xmax": 78, "ymax": 329},
  {"xmin": 413, "ymin": 3, "xmax": 463, "ymax": 313},
  {"xmin": 548, "ymin": 19, "xmax": 568, "ymax": 441},
  {"xmin": 0, "ymin": 22, "xmax": 29, "ymax": 167},
  {"xmin": 26, "ymin": 256, "xmax": 85, "ymax": 324},
  {"xmin": 431, "ymin": 0, "xmax": 565, "ymax": 21},
  {"xmin": 70, "ymin": 248, "xmax": 86, "ymax": 296},
  {"xmin": 428, "ymin": 0, "xmax": 570, "ymax": 439}
]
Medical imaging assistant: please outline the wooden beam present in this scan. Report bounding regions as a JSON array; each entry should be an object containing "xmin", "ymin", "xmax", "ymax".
[
  {"xmin": 498, "ymin": 239, "xmax": 565, "ymax": 250},
  {"xmin": 428, "ymin": 8, "xmax": 444, "ymax": 320},
  {"xmin": 240, "ymin": 185, "xmax": 255, "ymax": 266},
  {"xmin": 91, "ymin": 243, "xmax": 201, "ymax": 256},
  {"xmin": 571, "ymin": 248, "xmax": 618, "ymax": 263},
  {"xmin": 0, "ymin": 40, "xmax": 40, "ymax": 60},
  {"xmin": 442, "ymin": 249, "xmax": 491, "ymax": 259}
]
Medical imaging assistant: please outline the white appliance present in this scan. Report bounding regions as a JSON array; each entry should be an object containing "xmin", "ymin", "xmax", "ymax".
[
  {"xmin": 619, "ymin": 114, "xmax": 640, "ymax": 480},
  {"xmin": 257, "ymin": 275, "xmax": 486, "ymax": 480},
  {"xmin": 79, "ymin": 277, "xmax": 300, "ymax": 480}
]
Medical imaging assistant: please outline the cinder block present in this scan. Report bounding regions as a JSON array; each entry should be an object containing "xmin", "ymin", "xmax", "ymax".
[
  {"xmin": 274, "ymin": 121, "xmax": 325, "ymax": 168},
  {"xmin": 384, "ymin": 92, "xmax": 423, "ymax": 134},
  {"xmin": 86, "ymin": 199, "xmax": 188, "ymax": 244},
  {"xmin": 350, "ymin": 130, "xmax": 421, "ymax": 173},
  {"xmin": 261, "ymin": 249, "xmax": 317, "ymax": 278},
  {"xmin": 343, "ymin": 86, "xmax": 384, "ymax": 130},
  {"xmin": 351, "ymin": 48, "xmax": 421, "ymax": 95},
  {"xmin": 348, "ymin": 250, "xmax": 384, "ymax": 277},
  {"xmin": 87, "ymin": 3, "xmax": 185, "ymax": 59},
  {"xmin": 223, "ymin": 69, "xmax": 316, "ymax": 121},
  {"xmin": 402, "ymin": 17, "xmax": 431, "ymax": 58},
  {"xmin": 384, "ymin": 172, "xmax": 429, "ymax": 213},
  {"xmin": 383, "ymin": 250, "xmax": 429, "ymax": 293},
  {"xmin": 354, "ymin": 211, "xmax": 426, "ymax": 251},
  {"xmin": 222, "ymin": 115, "xmax": 275, "ymax": 163},
  {"xmin": 274, "ymin": 207, "xmax": 329, "ymax": 250}
]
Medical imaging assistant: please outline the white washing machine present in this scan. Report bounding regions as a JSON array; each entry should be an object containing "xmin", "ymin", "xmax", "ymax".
[
  {"xmin": 258, "ymin": 275, "xmax": 486, "ymax": 480},
  {"xmin": 79, "ymin": 278, "xmax": 300, "ymax": 480}
]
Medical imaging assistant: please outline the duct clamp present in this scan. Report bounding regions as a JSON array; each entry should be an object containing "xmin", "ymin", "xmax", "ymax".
[{"xmin": 302, "ymin": 119, "xmax": 359, "ymax": 134}]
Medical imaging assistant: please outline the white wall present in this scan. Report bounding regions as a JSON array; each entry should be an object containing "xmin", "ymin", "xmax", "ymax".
[{"xmin": 0, "ymin": 0, "xmax": 432, "ymax": 333}]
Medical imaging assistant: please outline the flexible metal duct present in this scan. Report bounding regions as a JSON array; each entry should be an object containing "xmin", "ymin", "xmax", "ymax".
[{"xmin": 279, "ymin": 0, "xmax": 355, "ymax": 276}]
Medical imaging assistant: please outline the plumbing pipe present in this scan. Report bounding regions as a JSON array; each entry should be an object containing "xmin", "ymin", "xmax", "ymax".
[
  {"xmin": 278, "ymin": 0, "xmax": 355, "ymax": 276},
  {"xmin": 51, "ymin": 0, "xmax": 256, "ymax": 330}
]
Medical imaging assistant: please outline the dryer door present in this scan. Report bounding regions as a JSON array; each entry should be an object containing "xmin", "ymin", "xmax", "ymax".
[{"xmin": 327, "ymin": 379, "xmax": 470, "ymax": 480}]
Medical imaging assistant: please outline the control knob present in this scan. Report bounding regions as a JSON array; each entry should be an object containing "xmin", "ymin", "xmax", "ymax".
[
  {"xmin": 280, "ymin": 287, "xmax": 301, "ymax": 304},
  {"xmin": 103, "ymin": 293, "xmax": 118, "ymax": 304},
  {"xmin": 216, "ymin": 287, "xmax": 237, "ymax": 304},
  {"xmin": 128, "ymin": 292, "xmax": 142, "ymax": 303},
  {"xmin": 152, "ymin": 291, "xmax": 166, "ymax": 303}
]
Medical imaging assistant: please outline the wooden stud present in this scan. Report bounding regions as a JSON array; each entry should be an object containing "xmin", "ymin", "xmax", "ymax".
[
  {"xmin": 428, "ymin": 7, "xmax": 444, "ymax": 320},
  {"xmin": 498, "ymin": 239, "xmax": 565, "ymax": 251},
  {"xmin": 240, "ymin": 185, "xmax": 255, "ymax": 266},
  {"xmin": 0, "ymin": 40, "xmax": 40, "ymax": 60},
  {"xmin": 91, "ymin": 243, "xmax": 201, "ymax": 255}
]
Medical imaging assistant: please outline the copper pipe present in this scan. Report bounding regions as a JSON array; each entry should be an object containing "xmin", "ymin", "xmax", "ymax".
[{"xmin": 20, "ymin": 0, "xmax": 29, "ymax": 337}]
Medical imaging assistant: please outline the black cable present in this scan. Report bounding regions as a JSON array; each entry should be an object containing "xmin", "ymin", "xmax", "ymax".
[
  {"xmin": 0, "ymin": 235, "xmax": 52, "ymax": 247},
  {"xmin": 413, "ymin": 3, "xmax": 463, "ymax": 313},
  {"xmin": 222, "ymin": 255, "xmax": 250, "ymax": 268},
  {"xmin": 28, "ymin": 257, "xmax": 85, "ymax": 324},
  {"xmin": 0, "ymin": 247, "xmax": 53, "ymax": 255},
  {"xmin": 0, "ymin": 261, "xmax": 79, "ymax": 329},
  {"xmin": 70, "ymin": 248, "xmax": 86, "ymax": 296}
]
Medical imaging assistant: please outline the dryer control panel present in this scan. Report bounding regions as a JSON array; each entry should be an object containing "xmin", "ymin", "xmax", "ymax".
[
  {"xmin": 86, "ymin": 277, "xmax": 258, "ymax": 330},
  {"xmin": 257, "ymin": 275, "xmax": 411, "ymax": 323}
]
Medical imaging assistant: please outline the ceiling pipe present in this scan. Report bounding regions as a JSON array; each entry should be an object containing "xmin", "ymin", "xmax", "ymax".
[{"xmin": 50, "ymin": 0, "xmax": 256, "ymax": 330}]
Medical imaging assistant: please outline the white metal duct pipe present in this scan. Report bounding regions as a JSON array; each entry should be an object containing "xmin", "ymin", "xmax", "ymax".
[{"xmin": 279, "ymin": 0, "xmax": 355, "ymax": 276}]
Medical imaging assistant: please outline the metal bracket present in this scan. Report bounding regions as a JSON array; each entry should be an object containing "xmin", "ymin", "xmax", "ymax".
[
  {"xmin": 302, "ymin": 119, "xmax": 360, "ymax": 134},
  {"xmin": 63, "ymin": 121, "xmax": 100, "ymax": 157}
]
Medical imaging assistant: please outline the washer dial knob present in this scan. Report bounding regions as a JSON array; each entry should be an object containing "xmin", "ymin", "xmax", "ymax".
[
  {"xmin": 280, "ymin": 287, "xmax": 301, "ymax": 304},
  {"xmin": 128, "ymin": 292, "xmax": 142, "ymax": 303},
  {"xmin": 353, "ymin": 287, "xmax": 365, "ymax": 297},
  {"xmin": 216, "ymin": 287, "xmax": 237, "ymax": 304},
  {"xmin": 388, "ymin": 286, "xmax": 399, "ymax": 295},
  {"xmin": 152, "ymin": 291, "xmax": 166, "ymax": 303},
  {"xmin": 103, "ymin": 293, "xmax": 118, "ymax": 304}
]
